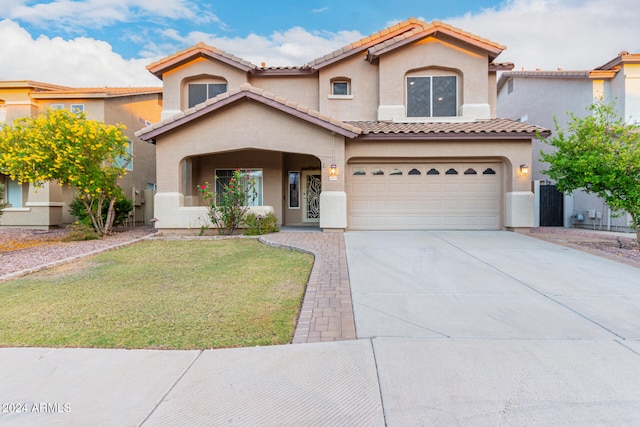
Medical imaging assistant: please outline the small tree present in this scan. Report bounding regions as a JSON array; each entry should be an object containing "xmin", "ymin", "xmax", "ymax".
[
  {"xmin": 541, "ymin": 101, "xmax": 640, "ymax": 248},
  {"xmin": 0, "ymin": 183, "xmax": 7, "ymax": 219},
  {"xmin": 197, "ymin": 169, "xmax": 257, "ymax": 235},
  {"xmin": 0, "ymin": 109, "xmax": 130, "ymax": 236}
]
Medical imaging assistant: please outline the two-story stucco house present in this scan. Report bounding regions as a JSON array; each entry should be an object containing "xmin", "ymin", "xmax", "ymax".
[
  {"xmin": 497, "ymin": 52, "xmax": 640, "ymax": 231},
  {"xmin": 0, "ymin": 81, "xmax": 162, "ymax": 228},
  {"xmin": 136, "ymin": 18, "xmax": 548, "ymax": 233}
]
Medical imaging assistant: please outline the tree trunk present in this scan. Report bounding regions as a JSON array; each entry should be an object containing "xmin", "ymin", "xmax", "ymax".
[
  {"xmin": 632, "ymin": 213, "xmax": 640, "ymax": 250},
  {"xmin": 103, "ymin": 197, "xmax": 116, "ymax": 235}
]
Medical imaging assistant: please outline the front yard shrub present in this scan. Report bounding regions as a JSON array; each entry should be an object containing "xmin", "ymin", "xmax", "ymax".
[
  {"xmin": 244, "ymin": 212, "xmax": 279, "ymax": 235},
  {"xmin": 63, "ymin": 223, "xmax": 100, "ymax": 241},
  {"xmin": 70, "ymin": 194, "xmax": 133, "ymax": 228}
]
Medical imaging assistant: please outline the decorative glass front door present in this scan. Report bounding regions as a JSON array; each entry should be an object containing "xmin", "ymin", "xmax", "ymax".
[{"xmin": 302, "ymin": 170, "xmax": 321, "ymax": 223}]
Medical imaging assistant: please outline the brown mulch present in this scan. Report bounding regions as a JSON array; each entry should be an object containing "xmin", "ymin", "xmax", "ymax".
[{"xmin": 526, "ymin": 227, "xmax": 640, "ymax": 267}]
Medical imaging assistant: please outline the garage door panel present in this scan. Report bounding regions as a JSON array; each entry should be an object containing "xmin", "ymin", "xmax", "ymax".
[{"xmin": 348, "ymin": 162, "xmax": 502, "ymax": 230}]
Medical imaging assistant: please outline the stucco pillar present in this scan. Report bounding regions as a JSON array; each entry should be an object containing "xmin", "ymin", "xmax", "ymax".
[
  {"xmin": 505, "ymin": 191, "xmax": 534, "ymax": 228},
  {"xmin": 319, "ymin": 191, "xmax": 347, "ymax": 230}
]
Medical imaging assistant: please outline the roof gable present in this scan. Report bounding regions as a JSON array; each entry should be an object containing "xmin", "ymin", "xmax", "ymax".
[
  {"xmin": 305, "ymin": 17, "xmax": 425, "ymax": 70},
  {"xmin": 135, "ymin": 84, "xmax": 361, "ymax": 142},
  {"xmin": 146, "ymin": 43, "xmax": 257, "ymax": 80},
  {"xmin": 365, "ymin": 20, "xmax": 506, "ymax": 63}
]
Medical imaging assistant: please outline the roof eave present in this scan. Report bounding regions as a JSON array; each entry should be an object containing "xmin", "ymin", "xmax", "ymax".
[
  {"xmin": 147, "ymin": 49, "xmax": 255, "ymax": 80},
  {"xmin": 307, "ymin": 19, "xmax": 425, "ymax": 70},
  {"xmin": 366, "ymin": 26, "xmax": 505, "ymax": 63},
  {"xmin": 137, "ymin": 90, "xmax": 360, "ymax": 142},
  {"xmin": 356, "ymin": 130, "xmax": 550, "ymax": 141}
]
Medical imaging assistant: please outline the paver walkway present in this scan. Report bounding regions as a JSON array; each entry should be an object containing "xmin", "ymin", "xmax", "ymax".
[{"xmin": 261, "ymin": 231, "xmax": 356, "ymax": 343}]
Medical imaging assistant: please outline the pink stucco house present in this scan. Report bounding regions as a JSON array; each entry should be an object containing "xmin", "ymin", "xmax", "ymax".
[{"xmin": 136, "ymin": 18, "xmax": 548, "ymax": 232}]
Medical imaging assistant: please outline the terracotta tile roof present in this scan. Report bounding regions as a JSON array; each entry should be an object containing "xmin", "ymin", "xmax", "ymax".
[
  {"xmin": 365, "ymin": 20, "xmax": 506, "ymax": 63},
  {"xmin": 305, "ymin": 18, "xmax": 425, "ymax": 70},
  {"xmin": 136, "ymin": 84, "xmax": 361, "ymax": 142},
  {"xmin": 347, "ymin": 119, "xmax": 550, "ymax": 139},
  {"xmin": 595, "ymin": 51, "xmax": 640, "ymax": 70},
  {"xmin": 489, "ymin": 62, "xmax": 514, "ymax": 71},
  {"xmin": 146, "ymin": 42, "xmax": 257, "ymax": 79},
  {"xmin": 0, "ymin": 80, "xmax": 71, "ymax": 91},
  {"xmin": 31, "ymin": 87, "xmax": 162, "ymax": 98}
]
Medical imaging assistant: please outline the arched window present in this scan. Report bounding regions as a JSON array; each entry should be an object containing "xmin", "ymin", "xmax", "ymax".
[
  {"xmin": 406, "ymin": 68, "xmax": 460, "ymax": 118},
  {"xmin": 186, "ymin": 76, "xmax": 228, "ymax": 108}
]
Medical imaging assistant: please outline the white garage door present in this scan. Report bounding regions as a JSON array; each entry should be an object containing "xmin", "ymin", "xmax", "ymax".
[{"xmin": 347, "ymin": 162, "xmax": 502, "ymax": 230}]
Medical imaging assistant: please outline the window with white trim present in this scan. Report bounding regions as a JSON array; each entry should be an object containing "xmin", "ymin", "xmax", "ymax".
[
  {"xmin": 3, "ymin": 176, "xmax": 23, "ymax": 208},
  {"xmin": 115, "ymin": 140, "xmax": 133, "ymax": 171},
  {"xmin": 331, "ymin": 80, "xmax": 350, "ymax": 96},
  {"xmin": 70, "ymin": 104, "xmax": 85, "ymax": 114},
  {"xmin": 188, "ymin": 83, "xmax": 228, "ymax": 108},
  {"xmin": 215, "ymin": 169, "xmax": 263, "ymax": 206},
  {"xmin": 407, "ymin": 76, "xmax": 457, "ymax": 117}
]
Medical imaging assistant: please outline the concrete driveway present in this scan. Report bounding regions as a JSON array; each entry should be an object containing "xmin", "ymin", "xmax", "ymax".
[{"xmin": 345, "ymin": 231, "xmax": 640, "ymax": 425}]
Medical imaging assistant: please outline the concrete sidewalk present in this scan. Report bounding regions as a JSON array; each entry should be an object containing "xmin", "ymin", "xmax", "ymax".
[{"xmin": 1, "ymin": 230, "xmax": 640, "ymax": 426}]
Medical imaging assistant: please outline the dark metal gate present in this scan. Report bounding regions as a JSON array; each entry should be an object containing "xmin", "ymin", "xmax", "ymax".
[{"xmin": 540, "ymin": 185, "xmax": 564, "ymax": 226}]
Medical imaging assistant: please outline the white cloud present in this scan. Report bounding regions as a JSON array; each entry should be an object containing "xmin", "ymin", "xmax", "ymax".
[
  {"xmin": 0, "ymin": 19, "xmax": 161, "ymax": 87},
  {"xmin": 1, "ymin": 0, "xmax": 638, "ymax": 88},
  {"xmin": 154, "ymin": 27, "xmax": 364, "ymax": 67},
  {"xmin": 445, "ymin": 0, "xmax": 640, "ymax": 70},
  {"xmin": 3, "ymin": 0, "xmax": 223, "ymax": 29}
]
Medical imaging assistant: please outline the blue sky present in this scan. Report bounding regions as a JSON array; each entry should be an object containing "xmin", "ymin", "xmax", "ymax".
[{"xmin": 1, "ymin": 0, "xmax": 638, "ymax": 87}]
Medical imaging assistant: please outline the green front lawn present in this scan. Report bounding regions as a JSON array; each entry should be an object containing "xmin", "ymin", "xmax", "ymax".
[{"xmin": 0, "ymin": 239, "xmax": 313, "ymax": 350}]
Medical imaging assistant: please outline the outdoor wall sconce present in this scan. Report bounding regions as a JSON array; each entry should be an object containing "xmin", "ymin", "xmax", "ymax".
[
  {"xmin": 520, "ymin": 164, "xmax": 529, "ymax": 175},
  {"xmin": 329, "ymin": 163, "xmax": 338, "ymax": 181}
]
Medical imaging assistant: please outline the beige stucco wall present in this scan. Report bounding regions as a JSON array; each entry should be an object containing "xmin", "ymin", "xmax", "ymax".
[
  {"xmin": 378, "ymin": 37, "xmax": 490, "ymax": 120},
  {"xmin": 160, "ymin": 57, "xmax": 248, "ymax": 115},
  {"xmin": 249, "ymin": 75, "xmax": 319, "ymax": 111},
  {"xmin": 317, "ymin": 54, "xmax": 379, "ymax": 121},
  {"xmin": 153, "ymin": 101, "xmax": 347, "ymax": 228},
  {"xmin": 0, "ymin": 88, "xmax": 39, "ymax": 124}
]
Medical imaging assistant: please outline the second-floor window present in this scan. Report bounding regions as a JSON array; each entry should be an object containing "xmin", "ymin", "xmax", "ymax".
[
  {"xmin": 188, "ymin": 83, "xmax": 228, "ymax": 108},
  {"xmin": 407, "ymin": 76, "xmax": 457, "ymax": 117},
  {"xmin": 332, "ymin": 81, "xmax": 350, "ymax": 96}
]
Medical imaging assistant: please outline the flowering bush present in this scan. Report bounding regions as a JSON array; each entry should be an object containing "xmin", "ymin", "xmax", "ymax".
[{"xmin": 198, "ymin": 169, "xmax": 257, "ymax": 235}]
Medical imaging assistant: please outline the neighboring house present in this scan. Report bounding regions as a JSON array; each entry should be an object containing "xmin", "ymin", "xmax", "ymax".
[
  {"xmin": 0, "ymin": 81, "xmax": 162, "ymax": 228},
  {"xmin": 136, "ymin": 18, "xmax": 548, "ymax": 232},
  {"xmin": 497, "ymin": 52, "xmax": 640, "ymax": 231}
]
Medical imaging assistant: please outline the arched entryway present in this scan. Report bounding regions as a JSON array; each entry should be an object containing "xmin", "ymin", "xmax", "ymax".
[{"xmin": 179, "ymin": 149, "xmax": 321, "ymax": 227}]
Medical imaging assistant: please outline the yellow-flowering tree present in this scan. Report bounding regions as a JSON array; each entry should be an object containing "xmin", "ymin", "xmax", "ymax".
[{"xmin": 0, "ymin": 109, "xmax": 130, "ymax": 236}]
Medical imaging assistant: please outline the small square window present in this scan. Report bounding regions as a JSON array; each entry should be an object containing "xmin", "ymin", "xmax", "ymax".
[
  {"xmin": 70, "ymin": 104, "xmax": 84, "ymax": 114},
  {"xmin": 332, "ymin": 81, "xmax": 349, "ymax": 96},
  {"xmin": 49, "ymin": 104, "xmax": 64, "ymax": 110}
]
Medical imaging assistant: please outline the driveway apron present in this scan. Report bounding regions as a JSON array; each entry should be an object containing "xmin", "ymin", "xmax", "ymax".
[{"xmin": 345, "ymin": 230, "xmax": 640, "ymax": 425}]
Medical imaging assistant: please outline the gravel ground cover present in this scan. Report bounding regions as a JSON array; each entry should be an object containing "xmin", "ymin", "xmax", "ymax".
[
  {"xmin": 0, "ymin": 226, "xmax": 154, "ymax": 280},
  {"xmin": 528, "ymin": 227, "xmax": 640, "ymax": 266}
]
